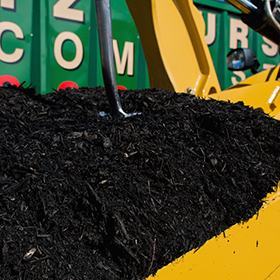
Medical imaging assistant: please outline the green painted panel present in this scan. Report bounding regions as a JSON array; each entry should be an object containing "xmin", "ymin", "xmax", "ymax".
[
  {"xmin": 0, "ymin": 0, "xmax": 149, "ymax": 94},
  {"xmin": 42, "ymin": 0, "xmax": 149, "ymax": 93},
  {"xmin": 0, "ymin": 1, "xmax": 34, "ymax": 87},
  {"xmin": 46, "ymin": 0, "xmax": 93, "ymax": 91}
]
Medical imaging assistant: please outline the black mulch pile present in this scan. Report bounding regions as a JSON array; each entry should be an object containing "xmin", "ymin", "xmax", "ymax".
[{"xmin": 1, "ymin": 85, "xmax": 280, "ymax": 280}]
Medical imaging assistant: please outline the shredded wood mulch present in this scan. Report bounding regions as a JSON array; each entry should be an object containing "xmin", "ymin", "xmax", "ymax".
[{"xmin": 1, "ymin": 85, "xmax": 280, "ymax": 279}]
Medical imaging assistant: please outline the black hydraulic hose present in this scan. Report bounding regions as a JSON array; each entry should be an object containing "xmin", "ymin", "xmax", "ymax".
[
  {"xmin": 225, "ymin": 0, "xmax": 259, "ymax": 14},
  {"xmin": 264, "ymin": 0, "xmax": 280, "ymax": 35},
  {"xmin": 95, "ymin": 0, "xmax": 127, "ymax": 117},
  {"xmin": 227, "ymin": 0, "xmax": 280, "ymax": 44}
]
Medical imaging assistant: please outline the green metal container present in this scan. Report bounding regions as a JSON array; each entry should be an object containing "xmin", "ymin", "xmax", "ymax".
[{"xmin": 0, "ymin": 0, "xmax": 278, "ymax": 94}]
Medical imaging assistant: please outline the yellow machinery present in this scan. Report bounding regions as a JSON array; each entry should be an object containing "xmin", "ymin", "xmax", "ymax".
[
  {"xmin": 211, "ymin": 66, "xmax": 280, "ymax": 119},
  {"xmin": 125, "ymin": 0, "xmax": 221, "ymax": 96},
  {"xmin": 125, "ymin": 0, "xmax": 280, "ymax": 118},
  {"xmin": 146, "ymin": 184, "xmax": 280, "ymax": 279},
  {"xmin": 95, "ymin": 0, "xmax": 280, "ymax": 278}
]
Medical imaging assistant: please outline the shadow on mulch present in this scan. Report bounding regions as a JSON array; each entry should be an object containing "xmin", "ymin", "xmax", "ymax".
[{"xmin": 1, "ymin": 85, "xmax": 280, "ymax": 279}]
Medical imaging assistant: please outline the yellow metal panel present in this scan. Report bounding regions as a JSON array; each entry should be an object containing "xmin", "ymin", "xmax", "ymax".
[
  {"xmin": 265, "ymin": 265, "xmax": 280, "ymax": 279},
  {"xmin": 146, "ymin": 186, "xmax": 280, "ymax": 280},
  {"xmin": 125, "ymin": 0, "xmax": 174, "ymax": 91},
  {"xmin": 209, "ymin": 68, "xmax": 280, "ymax": 120},
  {"xmin": 169, "ymin": 0, "xmax": 221, "ymax": 96},
  {"xmin": 151, "ymin": 0, "xmax": 199, "ymax": 92},
  {"xmin": 226, "ymin": 67, "xmax": 277, "ymax": 89},
  {"xmin": 126, "ymin": 0, "xmax": 220, "ymax": 95}
]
